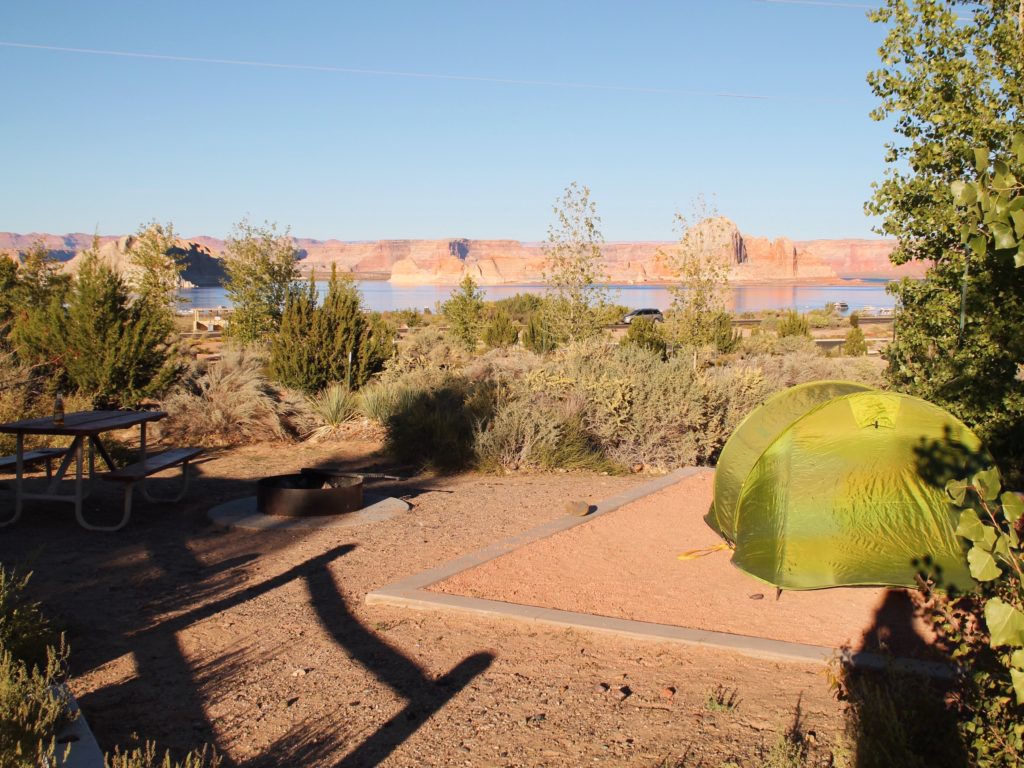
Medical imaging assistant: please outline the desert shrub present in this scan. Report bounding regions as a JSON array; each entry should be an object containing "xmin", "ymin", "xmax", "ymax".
[
  {"xmin": 710, "ymin": 312, "xmax": 741, "ymax": 354},
  {"xmin": 0, "ymin": 569, "xmax": 57, "ymax": 672},
  {"xmin": 505, "ymin": 343, "xmax": 775, "ymax": 469},
  {"xmin": 490, "ymin": 293, "xmax": 543, "ymax": 323},
  {"xmin": 105, "ymin": 743, "xmax": 221, "ymax": 768},
  {"xmin": 387, "ymin": 308, "xmax": 425, "ymax": 328},
  {"xmin": 269, "ymin": 270, "xmax": 393, "ymax": 393},
  {"xmin": 521, "ymin": 313, "xmax": 557, "ymax": 354},
  {"xmin": 0, "ymin": 565, "xmax": 70, "ymax": 768},
  {"xmin": 0, "ymin": 643, "xmax": 70, "ymax": 768},
  {"xmin": 843, "ymin": 326, "xmax": 868, "ymax": 356},
  {"xmin": 160, "ymin": 348, "xmax": 299, "ymax": 446},
  {"xmin": 806, "ymin": 305, "xmax": 844, "ymax": 329},
  {"xmin": 384, "ymin": 376, "xmax": 496, "ymax": 472},
  {"xmin": 621, "ymin": 317, "xmax": 666, "ymax": 359},
  {"xmin": 382, "ymin": 326, "xmax": 469, "ymax": 378},
  {"xmin": 776, "ymin": 310, "xmax": 810, "ymax": 338},
  {"xmin": 482, "ymin": 311, "xmax": 519, "ymax": 349},
  {"xmin": 475, "ymin": 399, "xmax": 615, "ymax": 473}
]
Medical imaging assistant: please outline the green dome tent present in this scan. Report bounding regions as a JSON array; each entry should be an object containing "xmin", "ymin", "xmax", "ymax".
[{"xmin": 707, "ymin": 383, "xmax": 988, "ymax": 591}]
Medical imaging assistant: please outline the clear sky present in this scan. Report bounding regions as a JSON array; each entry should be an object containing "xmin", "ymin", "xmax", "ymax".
[{"xmin": 0, "ymin": 0, "xmax": 895, "ymax": 242}]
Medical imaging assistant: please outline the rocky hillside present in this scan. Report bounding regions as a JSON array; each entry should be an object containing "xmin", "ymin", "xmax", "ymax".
[{"xmin": 0, "ymin": 222, "xmax": 920, "ymax": 286}]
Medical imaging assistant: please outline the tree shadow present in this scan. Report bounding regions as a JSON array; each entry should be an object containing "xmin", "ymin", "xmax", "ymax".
[
  {"xmin": 0, "ymin": 456, "xmax": 493, "ymax": 766},
  {"xmin": 837, "ymin": 591, "xmax": 967, "ymax": 768}
]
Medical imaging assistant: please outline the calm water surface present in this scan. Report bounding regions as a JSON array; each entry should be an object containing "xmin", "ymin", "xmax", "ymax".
[{"xmin": 179, "ymin": 280, "xmax": 895, "ymax": 314}]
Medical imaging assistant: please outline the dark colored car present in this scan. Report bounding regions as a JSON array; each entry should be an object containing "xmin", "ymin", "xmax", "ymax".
[{"xmin": 622, "ymin": 308, "xmax": 664, "ymax": 324}]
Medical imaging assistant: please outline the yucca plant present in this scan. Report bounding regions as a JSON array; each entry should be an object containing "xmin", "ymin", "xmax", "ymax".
[{"xmin": 305, "ymin": 384, "xmax": 360, "ymax": 441}]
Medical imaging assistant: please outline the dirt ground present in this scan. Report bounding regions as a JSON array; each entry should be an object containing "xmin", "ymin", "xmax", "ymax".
[
  {"xmin": 1, "ymin": 436, "xmax": 860, "ymax": 767},
  {"xmin": 435, "ymin": 470, "xmax": 934, "ymax": 656}
]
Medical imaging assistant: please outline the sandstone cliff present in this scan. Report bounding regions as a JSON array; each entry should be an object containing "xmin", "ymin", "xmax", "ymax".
[{"xmin": 0, "ymin": 222, "xmax": 912, "ymax": 286}]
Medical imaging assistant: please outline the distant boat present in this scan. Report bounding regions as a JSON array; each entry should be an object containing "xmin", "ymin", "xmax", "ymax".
[{"xmin": 835, "ymin": 301, "xmax": 849, "ymax": 311}]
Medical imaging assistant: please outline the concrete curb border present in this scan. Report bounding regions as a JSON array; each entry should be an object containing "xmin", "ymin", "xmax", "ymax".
[{"xmin": 367, "ymin": 468, "xmax": 952, "ymax": 676}]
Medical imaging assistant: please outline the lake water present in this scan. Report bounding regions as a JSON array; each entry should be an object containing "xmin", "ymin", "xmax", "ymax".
[{"xmin": 178, "ymin": 279, "xmax": 895, "ymax": 315}]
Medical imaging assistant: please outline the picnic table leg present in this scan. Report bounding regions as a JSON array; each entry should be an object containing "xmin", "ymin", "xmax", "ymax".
[
  {"xmin": 1, "ymin": 434, "xmax": 25, "ymax": 526},
  {"xmin": 73, "ymin": 440, "xmax": 84, "ymax": 523}
]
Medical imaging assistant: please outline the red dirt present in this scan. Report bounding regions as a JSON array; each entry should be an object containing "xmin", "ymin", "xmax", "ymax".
[{"xmin": 433, "ymin": 470, "xmax": 935, "ymax": 656}]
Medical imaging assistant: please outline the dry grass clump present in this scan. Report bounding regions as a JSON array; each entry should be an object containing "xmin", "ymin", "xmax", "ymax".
[
  {"xmin": 105, "ymin": 742, "xmax": 221, "ymax": 768},
  {"xmin": 160, "ymin": 348, "xmax": 305, "ymax": 447}
]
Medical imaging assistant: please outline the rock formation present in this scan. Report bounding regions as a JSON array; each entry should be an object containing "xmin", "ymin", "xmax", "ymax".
[{"xmin": 0, "ymin": 220, "xmax": 909, "ymax": 286}]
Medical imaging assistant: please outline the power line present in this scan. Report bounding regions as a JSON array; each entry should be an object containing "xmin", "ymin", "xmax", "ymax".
[
  {"xmin": 0, "ymin": 40, "xmax": 857, "ymax": 105},
  {"xmin": 754, "ymin": 0, "xmax": 875, "ymax": 8}
]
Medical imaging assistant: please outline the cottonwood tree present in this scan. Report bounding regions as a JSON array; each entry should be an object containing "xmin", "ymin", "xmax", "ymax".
[
  {"xmin": 222, "ymin": 218, "xmax": 300, "ymax": 344},
  {"xmin": 659, "ymin": 196, "xmax": 735, "ymax": 351},
  {"xmin": 128, "ymin": 220, "xmax": 185, "ymax": 315},
  {"xmin": 867, "ymin": 0, "xmax": 1024, "ymax": 465},
  {"xmin": 541, "ymin": 182, "xmax": 608, "ymax": 343}
]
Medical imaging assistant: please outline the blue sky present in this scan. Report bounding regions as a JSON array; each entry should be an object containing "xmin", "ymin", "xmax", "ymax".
[{"xmin": 0, "ymin": 0, "xmax": 893, "ymax": 241}]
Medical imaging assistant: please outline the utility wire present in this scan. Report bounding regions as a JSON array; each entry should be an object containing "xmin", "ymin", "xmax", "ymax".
[{"xmin": 0, "ymin": 40, "xmax": 857, "ymax": 105}]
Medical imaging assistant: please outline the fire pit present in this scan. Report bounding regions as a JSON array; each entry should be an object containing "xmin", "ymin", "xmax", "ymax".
[{"xmin": 257, "ymin": 471, "xmax": 364, "ymax": 517}]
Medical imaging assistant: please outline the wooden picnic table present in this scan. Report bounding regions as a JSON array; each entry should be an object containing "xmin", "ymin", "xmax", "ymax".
[{"xmin": 0, "ymin": 410, "xmax": 167, "ymax": 529}]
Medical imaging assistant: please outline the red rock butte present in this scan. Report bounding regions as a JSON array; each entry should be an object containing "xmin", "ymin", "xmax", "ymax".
[{"xmin": 0, "ymin": 219, "xmax": 924, "ymax": 287}]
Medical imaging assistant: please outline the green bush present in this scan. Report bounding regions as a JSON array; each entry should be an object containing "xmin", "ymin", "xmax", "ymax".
[
  {"xmin": 776, "ymin": 310, "xmax": 810, "ymax": 338},
  {"xmin": 621, "ymin": 317, "xmax": 666, "ymax": 359},
  {"xmin": 269, "ymin": 268, "xmax": 394, "ymax": 393},
  {"xmin": 843, "ymin": 326, "xmax": 868, "ymax": 357},
  {"xmin": 490, "ymin": 293, "xmax": 542, "ymax": 323},
  {"xmin": 482, "ymin": 310, "xmax": 519, "ymax": 349},
  {"xmin": 521, "ymin": 313, "xmax": 556, "ymax": 354},
  {"xmin": 384, "ymin": 376, "xmax": 496, "ymax": 472}
]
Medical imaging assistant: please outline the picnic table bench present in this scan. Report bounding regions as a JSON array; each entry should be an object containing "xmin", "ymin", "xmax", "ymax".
[
  {"xmin": 100, "ymin": 447, "xmax": 203, "ymax": 531},
  {"xmin": 0, "ymin": 447, "xmax": 69, "ymax": 478}
]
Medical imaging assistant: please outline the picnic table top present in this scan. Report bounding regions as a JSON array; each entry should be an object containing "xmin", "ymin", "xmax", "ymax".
[{"xmin": 0, "ymin": 410, "xmax": 167, "ymax": 437}]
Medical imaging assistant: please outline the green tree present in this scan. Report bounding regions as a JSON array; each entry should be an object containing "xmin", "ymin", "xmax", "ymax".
[
  {"xmin": 13, "ymin": 247, "xmax": 179, "ymax": 405},
  {"xmin": 269, "ymin": 266, "xmax": 392, "ymax": 393},
  {"xmin": 442, "ymin": 274, "xmax": 485, "ymax": 351},
  {"xmin": 659, "ymin": 197, "xmax": 735, "ymax": 351},
  {"xmin": 127, "ymin": 220, "xmax": 185, "ymax": 315},
  {"xmin": 868, "ymin": 0, "xmax": 1024, "ymax": 465},
  {"xmin": 222, "ymin": 219, "xmax": 299, "ymax": 344},
  {"xmin": 541, "ymin": 182, "xmax": 608, "ymax": 343}
]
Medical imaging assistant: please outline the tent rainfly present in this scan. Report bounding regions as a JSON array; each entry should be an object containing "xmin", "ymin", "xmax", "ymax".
[{"xmin": 706, "ymin": 381, "xmax": 989, "ymax": 591}]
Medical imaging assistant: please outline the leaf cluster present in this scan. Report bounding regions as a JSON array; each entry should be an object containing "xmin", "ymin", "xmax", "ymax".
[
  {"xmin": 930, "ymin": 469, "xmax": 1024, "ymax": 765},
  {"xmin": 221, "ymin": 219, "xmax": 299, "ymax": 344}
]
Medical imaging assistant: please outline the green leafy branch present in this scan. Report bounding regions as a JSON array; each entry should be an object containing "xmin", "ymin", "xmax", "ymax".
[
  {"xmin": 951, "ymin": 133, "xmax": 1024, "ymax": 269},
  {"xmin": 946, "ymin": 469, "xmax": 1024, "ymax": 706}
]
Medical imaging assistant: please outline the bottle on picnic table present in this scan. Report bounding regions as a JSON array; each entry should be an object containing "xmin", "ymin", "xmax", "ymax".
[{"xmin": 53, "ymin": 391, "xmax": 64, "ymax": 426}]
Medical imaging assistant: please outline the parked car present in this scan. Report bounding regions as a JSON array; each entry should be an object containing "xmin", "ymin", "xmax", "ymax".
[{"xmin": 622, "ymin": 308, "xmax": 664, "ymax": 324}]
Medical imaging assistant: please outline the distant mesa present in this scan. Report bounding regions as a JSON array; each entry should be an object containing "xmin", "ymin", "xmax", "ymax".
[{"xmin": 0, "ymin": 218, "xmax": 922, "ymax": 287}]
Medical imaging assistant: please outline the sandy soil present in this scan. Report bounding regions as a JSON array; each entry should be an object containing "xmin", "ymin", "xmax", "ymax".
[
  {"xmin": 0, "ymin": 438, "xmax": 878, "ymax": 766},
  {"xmin": 434, "ymin": 471, "xmax": 934, "ymax": 656}
]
